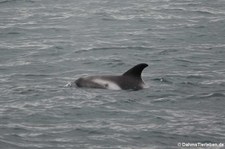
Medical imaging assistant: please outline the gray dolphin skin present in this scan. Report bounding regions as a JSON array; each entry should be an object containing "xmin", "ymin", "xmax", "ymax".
[{"xmin": 75, "ymin": 63, "xmax": 148, "ymax": 90}]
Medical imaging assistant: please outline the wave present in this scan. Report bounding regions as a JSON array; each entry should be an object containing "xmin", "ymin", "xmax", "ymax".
[
  {"xmin": 192, "ymin": 9, "xmax": 217, "ymax": 16},
  {"xmin": 199, "ymin": 92, "xmax": 225, "ymax": 98},
  {"xmin": 186, "ymin": 92, "xmax": 225, "ymax": 100},
  {"xmin": 201, "ymin": 80, "xmax": 225, "ymax": 86},
  {"xmin": 0, "ymin": 0, "xmax": 34, "ymax": 4},
  {"xmin": 74, "ymin": 46, "xmax": 152, "ymax": 53}
]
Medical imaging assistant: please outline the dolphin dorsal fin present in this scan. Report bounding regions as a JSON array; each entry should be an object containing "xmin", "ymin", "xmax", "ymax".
[{"xmin": 122, "ymin": 63, "xmax": 148, "ymax": 79}]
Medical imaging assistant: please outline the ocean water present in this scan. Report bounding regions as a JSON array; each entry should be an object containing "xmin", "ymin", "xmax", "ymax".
[{"xmin": 0, "ymin": 0, "xmax": 225, "ymax": 148}]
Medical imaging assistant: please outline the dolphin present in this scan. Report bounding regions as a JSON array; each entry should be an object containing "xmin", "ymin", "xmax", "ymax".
[{"xmin": 75, "ymin": 63, "xmax": 148, "ymax": 90}]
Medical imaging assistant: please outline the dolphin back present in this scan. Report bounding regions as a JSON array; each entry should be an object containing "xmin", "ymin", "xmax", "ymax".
[{"xmin": 75, "ymin": 63, "xmax": 148, "ymax": 90}]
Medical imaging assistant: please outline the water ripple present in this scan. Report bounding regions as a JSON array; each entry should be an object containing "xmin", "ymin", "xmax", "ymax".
[{"xmin": 1, "ymin": 0, "xmax": 225, "ymax": 148}]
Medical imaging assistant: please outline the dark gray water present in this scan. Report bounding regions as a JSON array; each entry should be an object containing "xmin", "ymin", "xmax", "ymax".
[{"xmin": 0, "ymin": 0, "xmax": 225, "ymax": 148}]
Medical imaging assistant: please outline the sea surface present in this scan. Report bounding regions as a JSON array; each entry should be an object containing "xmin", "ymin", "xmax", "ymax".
[{"xmin": 0, "ymin": 0, "xmax": 225, "ymax": 149}]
